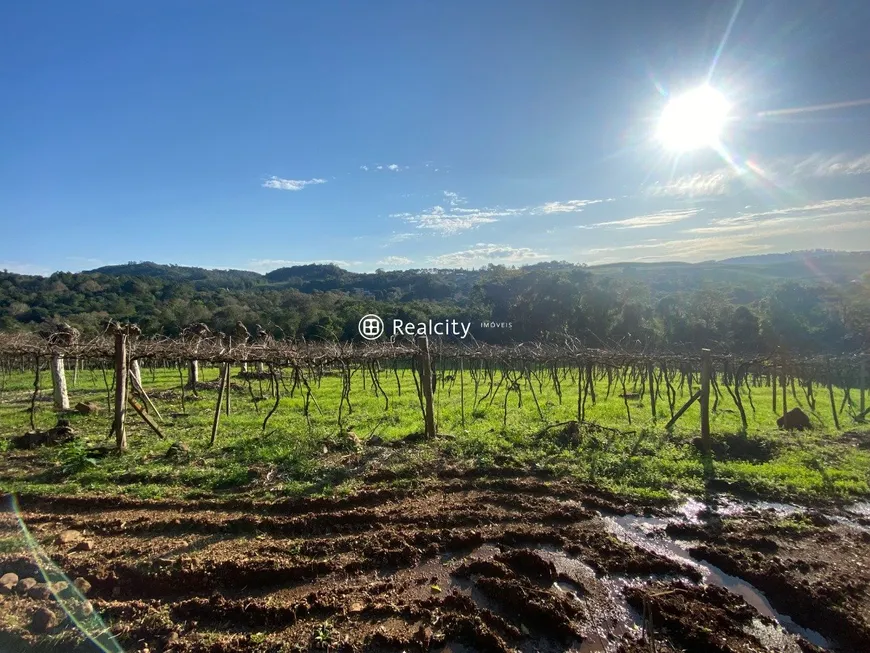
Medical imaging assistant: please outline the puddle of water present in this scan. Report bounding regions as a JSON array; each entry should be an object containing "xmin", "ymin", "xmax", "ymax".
[
  {"xmin": 829, "ymin": 514, "xmax": 870, "ymax": 533},
  {"xmin": 534, "ymin": 547, "xmax": 640, "ymax": 652},
  {"xmin": 744, "ymin": 618, "xmax": 804, "ymax": 653},
  {"xmin": 606, "ymin": 514, "xmax": 835, "ymax": 651},
  {"xmin": 676, "ymin": 496, "xmax": 800, "ymax": 523}
]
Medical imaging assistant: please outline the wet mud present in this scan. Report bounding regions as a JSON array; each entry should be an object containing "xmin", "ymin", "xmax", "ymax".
[{"xmin": 0, "ymin": 476, "xmax": 866, "ymax": 652}]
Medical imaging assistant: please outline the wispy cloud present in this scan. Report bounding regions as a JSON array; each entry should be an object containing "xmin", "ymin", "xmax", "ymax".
[
  {"xmin": 0, "ymin": 261, "xmax": 53, "ymax": 276},
  {"xmin": 580, "ymin": 209, "xmax": 701, "ymax": 229},
  {"xmin": 533, "ymin": 199, "xmax": 610, "ymax": 214},
  {"xmin": 645, "ymin": 171, "xmax": 732, "ymax": 198},
  {"xmin": 428, "ymin": 243, "xmax": 548, "ymax": 268},
  {"xmin": 685, "ymin": 197, "xmax": 870, "ymax": 234},
  {"xmin": 383, "ymin": 232, "xmax": 420, "ymax": 246},
  {"xmin": 66, "ymin": 256, "xmax": 106, "ymax": 269},
  {"xmin": 391, "ymin": 195, "xmax": 610, "ymax": 236},
  {"xmin": 443, "ymin": 190, "xmax": 466, "ymax": 206},
  {"xmin": 377, "ymin": 256, "xmax": 413, "ymax": 267},
  {"xmin": 645, "ymin": 152, "xmax": 870, "ymax": 198},
  {"xmin": 791, "ymin": 152, "xmax": 870, "ymax": 178},
  {"xmin": 391, "ymin": 205, "xmax": 523, "ymax": 235},
  {"xmin": 361, "ymin": 163, "xmax": 407, "ymax": 172},
  {"xmin": 262, "ymin": 176, "xmax": 327, "ymax": 191},
  {"xmin": 586, "ymin": 196, "xmax": 870, "ymax": 263}
]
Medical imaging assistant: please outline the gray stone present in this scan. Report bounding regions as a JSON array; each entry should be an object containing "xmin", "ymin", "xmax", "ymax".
[
  {"xmin": 73, "ymin": 577, "xmax": 92, "ymax": 595},
  {"xmin": 27, "ymin": 583, "xmax": 52, "ymax": 600},
  {"xmin": 56, "ymin": 529, "xmax": 83, "ymax": 545},
  {"xmin": 30, "ymin": 607, "xmax": 56, "ymax": 633}
]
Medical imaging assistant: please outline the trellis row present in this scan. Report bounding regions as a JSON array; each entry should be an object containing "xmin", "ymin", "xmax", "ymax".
[{"xmin": 0, "ymin": 330, "xmax": 867, "ymax": 453}]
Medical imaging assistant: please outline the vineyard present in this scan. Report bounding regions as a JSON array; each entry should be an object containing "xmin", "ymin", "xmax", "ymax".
[{"xmin": 1, "ymin": 327, "xmax": 870, "ymax": 652}]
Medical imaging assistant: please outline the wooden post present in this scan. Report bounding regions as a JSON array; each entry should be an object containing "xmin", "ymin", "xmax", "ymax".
[
  {"xmin": 417, "ymin": 336, "xmax": 436, "ymax": 438},
  {"xmin": 586, "ymin": 363, "xmax": 596, "ymax": 404},
  {"xmin": 129, "ymin": 368, "xmax": 162, "ymax": 422},
  {"xmin": 700, "ymin": 349, "xmax": 712, "ymax": 454},
  {"xmin": 188, "ymin": 360, "xmax": 199, "ymax": 390},
  {"xmin": 224, "ymin": 362, "xmax": 231, "ymax": 416},
  {"xmin": 647, "ymin": 362, "xmax": 656, "ymax": 422},
  {"xmin": 665, "ymin": 390, "xmax": 701, "ymax": 431},
  {"xmin": 72, "ymin": 358, "xmax": 78, "ymax": 389},
  {"xmin": 130, "ymin": 358, "xmax": 143, "ymax": 389},
  {"xmin": 50, "ymin": 353, "xmax": 69, "ymax": 411},
  {"xmin": 128, "ymin": 396, "xmax": 165, "ymax": 439},
  {"xmin": 828, "ymin": 361, "xmax": 840, "ymax": 430},
  {"xmin": 113, "ymin": 330, "xmax": 128, "ymax": 452},
  {"xmin": 772, "ymin": 366, "xmax": 777, "ymax": 414},
  {"xmin": 459, "ymin": 356, "xmax": 466, "ymax": 429},
  {"xmin": 781, "ymin": 367, "xmax": 788, "ymax": 423},
  {"xmin": 860, "ymin": 359, "xmax": 866, "ymax": 418},
  {"xmin": 211, "ymin": 363, "xmax": 227, "ymax": 446}
]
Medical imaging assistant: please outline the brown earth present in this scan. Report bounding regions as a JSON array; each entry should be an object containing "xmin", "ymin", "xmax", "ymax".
[
  {"xmin": 678, "ymin": 508, "xmax": 870, "ymax": 652},
  {"xmin": 0, "ymin": 476, "xmax": 863, "ymax": 652}
]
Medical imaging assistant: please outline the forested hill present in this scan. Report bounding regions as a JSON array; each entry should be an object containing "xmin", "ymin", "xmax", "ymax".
[
  {"xmin": 93, "ymin": 250, "xmax": 870, "ymax": 295},
  {"xmin": 1, "ymin": 250, "xmax": 869, "ymax": 353}
]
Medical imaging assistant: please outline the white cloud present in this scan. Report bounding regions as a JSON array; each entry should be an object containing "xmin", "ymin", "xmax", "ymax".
[
  {"xmin": 383, "ymin": 232, "xmax": 420, "ymax": 245},
  {"xmin": 791, "ymin": 152, "xmax": 870, "ymax": 178},
  {"xmin": 262, "ymin": 176, "xmax": 327, "ymax": 191},
  {"xmin": 690, "ymin": 197, "xmax": 870, "ymax": 232},
  {"xmin": 391, "ymin": 195, "xmax": 610, "ymax": 235},
  {"xmin": 644, "ymin": 152, "xmax": 870, "ymax": 198},
  {"xmin": 580, "ymin": 209, "xmax": 701, "ymax": 229},
  {"xmin": 585, "ymin": 195, "xmax": 870, "ymax": 263},
  {"xmin": 360, "ymin": 165, "xmax": 369, "ymax": 171},
  {"xmin": 533, "ymin": 199, "xmax": 610, "ymax": 214},
  {"xmin": 387, "ymin": 164, "xmax": 400, "ymax": 171},
  {"xmin": 392, "ymin": 204, "xmax": 522, "ymax": 235},
  {"xmin": 66, "ymin": 256, "xmax": 106, "ymax": 269},
  {"xmin": 246, "ymin": 258, "xmax": 361, "ymax": 273},
  {"xmin": 428, "ymin": 243, "xmax": 548, "ymax": 268},
  {"xmin": 377, "ymin": 256, "xmax": 413, "ymax": 267},
  {"xmin": 0, "ymin": 261, "xmax": 53, "ymax": 276},
  {"xmin": 645, "ymin": 170, "xmax": 732, "ymax": 198},
  {"xmin": 443, "ymin": 190, "xmax": 467, "ymax": 206}
]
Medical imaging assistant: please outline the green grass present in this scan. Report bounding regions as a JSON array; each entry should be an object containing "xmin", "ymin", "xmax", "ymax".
[{"xmin": 0, "ymin": 363, "xmax": 868, "ymax": 502}]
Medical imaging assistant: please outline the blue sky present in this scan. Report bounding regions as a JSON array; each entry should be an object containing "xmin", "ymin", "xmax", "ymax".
[{"xmin": 2, "ymin": 0, "xmax": 870, "ymax": 276}]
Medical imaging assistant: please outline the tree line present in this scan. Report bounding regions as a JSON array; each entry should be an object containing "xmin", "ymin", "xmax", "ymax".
[{"xmin": 0, "ymin": 256, "xmax": 868, "ymax": 354}]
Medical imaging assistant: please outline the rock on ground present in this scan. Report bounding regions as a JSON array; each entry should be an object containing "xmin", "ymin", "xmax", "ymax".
[
  {"xmin": 56, "ymin": 529, "xmax": 83, "ymax": 545},
  {"xmin": 30, "ymin": 607, "xmax": 56, "ymax": 633}
]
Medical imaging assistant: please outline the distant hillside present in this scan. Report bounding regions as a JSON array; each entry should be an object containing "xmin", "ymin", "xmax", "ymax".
[
  {"xmin": 9, "ymin": 250, "xmax": 870, "ymax": 300},
  {"xmin": 87, "ymin": 262, "xmax": 263, "ymax": 290},
  {"xmin": 2, "ymin": 251, "xmax": 868, "ymax": 352}
]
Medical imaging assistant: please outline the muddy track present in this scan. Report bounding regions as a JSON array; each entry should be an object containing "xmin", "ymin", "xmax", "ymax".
[{"xmin": 0, "ymin": 479, "xmax": 865, "ymax": 652}]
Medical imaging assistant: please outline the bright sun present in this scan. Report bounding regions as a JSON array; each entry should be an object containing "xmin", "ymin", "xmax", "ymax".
[{"xmin": 657, "ymin": 85, "xmax": 729, "ymax": 152}]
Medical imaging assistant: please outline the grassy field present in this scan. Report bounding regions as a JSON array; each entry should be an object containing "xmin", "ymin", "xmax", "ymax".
[{"xmin": 1, "ymin": 362, "xmax": 868, "ymax": 502}]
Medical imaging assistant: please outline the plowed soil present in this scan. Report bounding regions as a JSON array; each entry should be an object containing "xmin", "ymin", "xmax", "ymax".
[{"xmin": 0, "ymin": 474, "xmax": 866, "ymax": 652}]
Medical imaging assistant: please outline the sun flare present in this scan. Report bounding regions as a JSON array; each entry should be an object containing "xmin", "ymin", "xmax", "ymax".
[{"xmin": 657, "ymin": 85, "xmax": 729, "ymax": 152}]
